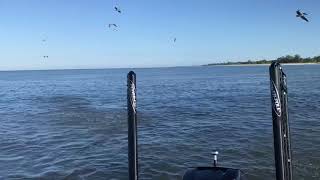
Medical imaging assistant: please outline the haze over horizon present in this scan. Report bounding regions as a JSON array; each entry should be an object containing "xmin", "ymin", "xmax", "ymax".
[{"xmin": 1, "ymin": 0, "xmax": 319, "ymax": 70}]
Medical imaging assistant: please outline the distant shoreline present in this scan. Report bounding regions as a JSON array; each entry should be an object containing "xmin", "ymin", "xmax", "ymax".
[
  {"xmin": 205, "ymin": 54, "xmax": 320, "ymax": 67},
  {"xmin": 206, "ymin": 63, "xmax": 319, "ymax": 67}
]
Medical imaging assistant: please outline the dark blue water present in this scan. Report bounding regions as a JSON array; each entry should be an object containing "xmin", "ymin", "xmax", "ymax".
[{"xmin": 0, "ymin": 65, "xmax": 319, "ymax": 180}]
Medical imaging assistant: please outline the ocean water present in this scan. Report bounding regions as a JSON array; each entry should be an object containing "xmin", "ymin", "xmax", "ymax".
[{"xmin": 0, "ymin": 65, "xmax": 319, "ymax": 180}]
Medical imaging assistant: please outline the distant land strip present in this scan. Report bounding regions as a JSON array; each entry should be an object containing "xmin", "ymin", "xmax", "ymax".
[{"xmin": 205, "ymin": 54, "xmax": 320, "ymax": 66}]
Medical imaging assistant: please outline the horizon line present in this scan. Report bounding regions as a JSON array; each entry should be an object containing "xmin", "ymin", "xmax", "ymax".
[{"xmin": 0, "ymin": 65, "xmax": 200, "ymax": 72}]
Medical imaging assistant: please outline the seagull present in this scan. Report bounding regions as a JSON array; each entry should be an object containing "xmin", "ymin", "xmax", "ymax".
[
  {"xmin": 108, "ymin": 24, "xmax": 118, "ymax": 31},
  {"xmin": 43, "ymin": 56, "xmax": 48, "ymax": 58},
  {"xmin": 108, "ymin": 23, "xmax": 118, "ymax": 28},
  {"xmin": 296, "ymin": 10, "xmax": 309, "ymax": 22},
  {"xmin": 114, "ymin": 6, "xmax": 121, "ymax": 13}
]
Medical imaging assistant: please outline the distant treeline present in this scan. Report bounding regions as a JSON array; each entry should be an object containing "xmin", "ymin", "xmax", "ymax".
[{"xmin": 206, "ymin": 54, "xmax": 320, "ymax": 66}]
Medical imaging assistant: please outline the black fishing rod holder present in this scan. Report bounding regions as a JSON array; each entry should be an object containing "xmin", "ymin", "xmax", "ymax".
[
  {"xmin": 127, "ymin": 71, "xmax": 138, "ymax": 180},
  {"xmin": 269, "ymin": 62, "xmax": 293, "ymax": 180}
]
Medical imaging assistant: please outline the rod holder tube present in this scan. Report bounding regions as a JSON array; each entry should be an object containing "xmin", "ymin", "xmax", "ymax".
[
  {"xmin": 127, "ymin": 71, "xmax": 138, "ymax": 180},
  {"xmin": 269, "ymin": 62, "xmax": 292, "ymax": 180}
]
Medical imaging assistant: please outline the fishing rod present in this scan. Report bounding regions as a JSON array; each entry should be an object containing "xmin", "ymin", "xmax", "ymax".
[
  {"xmin": 127, "ymin": 71, "xmax": 138, "ymax": 180},
  {"xmin": 269, "ymin": 62, "xmax": 293, "ymax": 180}
]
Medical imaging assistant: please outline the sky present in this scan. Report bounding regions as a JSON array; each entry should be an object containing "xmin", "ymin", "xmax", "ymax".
[{"xmin": 0, "ymin": 0, "xmax": 319, "ymax": 70}]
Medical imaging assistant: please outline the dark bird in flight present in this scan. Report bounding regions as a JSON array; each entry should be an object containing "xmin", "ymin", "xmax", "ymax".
[
  {"xmin": 43, "ymin": 56, "xmax": 49, "ymax": 58},
  {"xmin": 296, "ymin": 10, "xmax": 309, "ymax": 22},
  {"xmin": 114, "ymin": 6, "xmax": 121, "ymax": 13},
  {"xmin": 174, "ymin": 38, "xmax": 176, "ymax": 43},
  {"xmin": 108, "ymin": 23, "xmax": 118, "ymax": 28}
]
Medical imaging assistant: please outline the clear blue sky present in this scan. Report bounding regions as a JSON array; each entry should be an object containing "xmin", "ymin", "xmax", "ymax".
[{"xmin": 0, "ymin": 0, "xmax": 319, "ymax": 70}]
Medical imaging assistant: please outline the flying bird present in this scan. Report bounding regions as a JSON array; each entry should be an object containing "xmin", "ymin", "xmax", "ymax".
[
  {"xmin": 108, "ymin": 23, "xmax": 118, "ymax": 28},
  {"xmin": 174, "ymin": 38, "xmax": 176, "ymax": 43},
  {"xmin": 296, "ymin": 10, "xmax": 309, "ymax": 22},
  {"xmin": 43, "ymin": 56, "xmax": 49, "ymax": 58},
  {"xmin": 114, "ymin": 6, "xmax": 121, "ymax": 13},
  {"xmin": 108, "ymin": 24, "xmax": 118, "ymax": 31},
  {"xmin": 41, "ymin": 34, "xmax": 48, "ymax": 43}
]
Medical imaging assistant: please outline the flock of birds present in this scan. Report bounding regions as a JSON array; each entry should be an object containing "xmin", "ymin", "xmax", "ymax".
[
  {"xmin": 108, "ymin": 6, "xmax": 121, "ymax": 30},
  {"xmin": 41, "ymin": 9, "xmax": 310, "ymax": 59},
  {"xmin": 108, "ymin": 6, "xmax": 177, "ymax": 43},
  {"xmin": 107, "ymin": 6, "xmax": 178, "ymax": 43}
]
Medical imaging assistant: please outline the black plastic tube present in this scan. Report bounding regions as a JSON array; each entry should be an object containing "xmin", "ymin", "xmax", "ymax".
[
  {"xmin": 127, "ymin": 71, "xmax": 138, "ymax": 180},
  {"xmin": 269, "ymin": 62, "xmax": 292, "ymax": 180}
]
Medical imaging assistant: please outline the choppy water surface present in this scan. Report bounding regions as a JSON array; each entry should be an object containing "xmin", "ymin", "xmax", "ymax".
[{"xmin": 0, "ymin": 65, "xmax": 319, "ymax": 180}]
